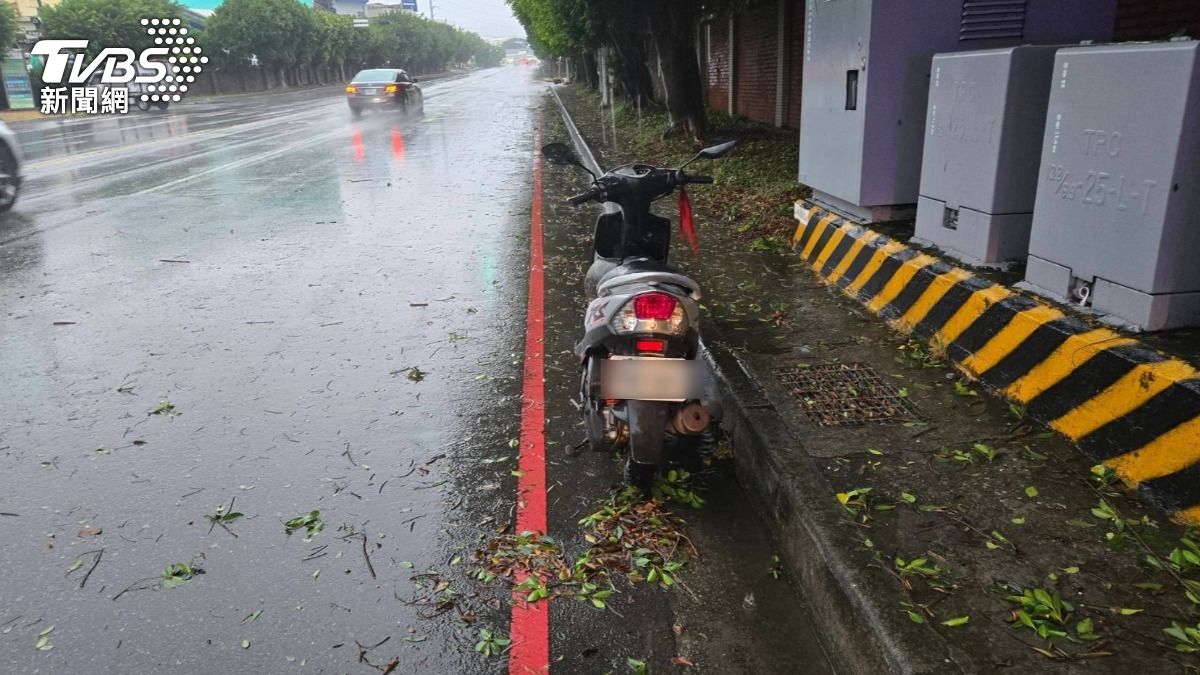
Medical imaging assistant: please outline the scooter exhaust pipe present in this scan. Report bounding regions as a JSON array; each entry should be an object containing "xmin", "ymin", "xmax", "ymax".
[{"xmin": 670, "ymin": 402, "xmax": 711, "ymax": 436}]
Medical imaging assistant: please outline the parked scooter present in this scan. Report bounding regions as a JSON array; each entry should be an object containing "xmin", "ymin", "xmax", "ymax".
[{"xmin": 541, "ymin": 139, "xmax": 738, "ymax": 487}]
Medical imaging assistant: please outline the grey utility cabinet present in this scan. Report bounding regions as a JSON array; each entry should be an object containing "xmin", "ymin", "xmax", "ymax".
[
  {"xmin": 914, "ymin": 46, "xmax": 1060, "ymax": 265},
  {"xmin": 798, "ymin": 0, "xmax": 1115, "ymax": 223},
  {"xmin": 1023, "ymin": 40, "xmax": 1200, "ymax": 331}
]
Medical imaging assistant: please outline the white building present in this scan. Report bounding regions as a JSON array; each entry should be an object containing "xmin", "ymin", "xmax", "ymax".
[{"xmin": 332, "ymin": 0, "xmax": 367, "ymax": 18}]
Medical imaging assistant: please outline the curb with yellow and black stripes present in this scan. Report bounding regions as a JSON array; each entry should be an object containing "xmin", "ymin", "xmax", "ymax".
[{"xmin": 791, "ymin": 200, "xmax": 1200, "ymax": 523}]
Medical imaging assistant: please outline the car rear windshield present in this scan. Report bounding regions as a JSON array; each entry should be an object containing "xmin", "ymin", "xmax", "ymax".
[{"xmin": 353, "ymin": 69, "xmax": 397, "ymax": 83}]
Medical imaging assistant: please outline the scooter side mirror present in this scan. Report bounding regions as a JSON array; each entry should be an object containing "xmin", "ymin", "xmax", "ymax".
[
  {"xmin": 698, "ymin": 140, "xmax": 738, "ymax": 159},
  {"xmin": 542, "ymin": 142, "xmax": 582, "ymax": 166}
]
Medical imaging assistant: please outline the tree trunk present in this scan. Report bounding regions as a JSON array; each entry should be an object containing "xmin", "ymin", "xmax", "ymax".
[
  {"xmin": 580, "ymin": 50, "xmax": 599, "ymax": 90},
  {"xmin": 646, "ymin": 2, "xmax": 706, "ymax": 138},
  {"xmin": 608, "ymin": 29, "xmax": 655, "ymax": 106}
]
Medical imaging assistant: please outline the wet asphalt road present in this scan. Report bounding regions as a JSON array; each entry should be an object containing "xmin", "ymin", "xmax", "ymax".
[{"xmin": 0, "ymin": 67, "xmax": 832, "ymax": 674}]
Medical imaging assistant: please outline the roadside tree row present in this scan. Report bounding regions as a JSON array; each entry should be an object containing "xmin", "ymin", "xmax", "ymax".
[
  {"xmin": 508, "ymin": 0, "xmax": 720, "ymax": 137},
  {"xmin": 32, "ymin": 0, "xmax": 503, "ymax": 87}
]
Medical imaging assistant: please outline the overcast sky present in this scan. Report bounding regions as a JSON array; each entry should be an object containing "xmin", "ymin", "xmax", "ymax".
[{"xmin": 377, "ymin": 0, "xmax": 526, "ymax": 40}]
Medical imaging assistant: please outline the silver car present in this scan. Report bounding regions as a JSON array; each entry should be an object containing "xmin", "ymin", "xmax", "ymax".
[{"xmin": 0, "ymin": 120, "xmax": 23, "ymax": 211}]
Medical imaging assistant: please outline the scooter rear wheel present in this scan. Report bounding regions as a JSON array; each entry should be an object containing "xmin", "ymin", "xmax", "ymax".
[{"xmin": 624, "ymin": 456, "xmax": 656, "ymax": 491}]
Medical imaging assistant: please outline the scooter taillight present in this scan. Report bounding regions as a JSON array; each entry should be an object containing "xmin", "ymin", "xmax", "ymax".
[{"xmin": 633, "ymin": 292, "xmax": 677, "ymax": 320}]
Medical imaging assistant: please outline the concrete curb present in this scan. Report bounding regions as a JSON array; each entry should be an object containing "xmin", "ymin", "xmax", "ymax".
[
  {"xmin": 790, "ymin": 200, "xmax": 1200, "ymax": 523},
  {"xmin": 702, "ymin": 341, "xmax": 973, "ymax": 675},
  {"xmin": 546, "ymin": 86, "xmax": 969, "ymax": 675}
]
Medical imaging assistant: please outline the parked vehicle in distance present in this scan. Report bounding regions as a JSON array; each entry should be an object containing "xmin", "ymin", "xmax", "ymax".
[
  {"xmin": 87, "ymin": 63, "xmax": 174, "ymax": 112},
  {"xmin": 0, "ymin": 121, "xmax": 24, "ymax": 211},
  {"xmin": 345, "ymin": 69, "xmax": 424, "ymax": 118}
]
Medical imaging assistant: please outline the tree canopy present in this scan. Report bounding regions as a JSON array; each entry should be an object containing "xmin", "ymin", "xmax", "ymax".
[
  {"xmin": 38, "ymin": 0, "xmax": 502, "ymax": 76},
  {"xmin": 508, "ymin": 0, "xmax": 717, "ymax": 136},
  {"xmin": 0, "ymin": 1, "xmax": 19, "ymax": 53},
  {"xmin": 40, "ymin": 0, "xmax": 183, "ymax": 60},
  {"xmin": 203, "ymin": 2, "xmax": 500, "ymax": 74}
]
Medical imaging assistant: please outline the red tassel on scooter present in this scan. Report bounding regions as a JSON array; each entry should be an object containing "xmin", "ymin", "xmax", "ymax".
[{"xmin": 678, "ymin": 187, "xmax": 699, "ymax": 255}]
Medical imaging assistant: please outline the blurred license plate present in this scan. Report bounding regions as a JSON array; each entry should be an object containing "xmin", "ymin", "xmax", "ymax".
[
  {"xmin": 363, "ymin": 88, "xmax": 379, "ymax": 95},
  {"xmin": 600, "ymin": 358, "xmax": 702, "ymax": 402}
]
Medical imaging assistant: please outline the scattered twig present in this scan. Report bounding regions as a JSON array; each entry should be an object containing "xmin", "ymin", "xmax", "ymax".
[
  {"xmin": 343, "ymin": 447, "xmax": 364, "ymax": 469},
  {"xmin": 361, "ymin": 533, "xmax": 377, "ymax": 579},
  {"xmin": 910, "ymin": 425, "xmax": 937, "ymax": 439},
  {"xmin": 79, "ymin": 548, "xmax": 104, "ymax": 589},
  {"xmin": 112, "ymin": 577, "xmax": 157, "ymax": 601},
  {"xmin": 303, "ymin": 545, "xmax": 328, "ymax": 562},
  {"xmin": 354, "ymin": 636, "xmax": 393, "ymax": 671}
]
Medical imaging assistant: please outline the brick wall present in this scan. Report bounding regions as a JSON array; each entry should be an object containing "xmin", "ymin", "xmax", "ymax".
[
  {"xmin": 734, "ymin": 1, "xmax": 779, "ymax": 124},
  {"xmin": 785, "ymin": 0, "xmax": 804, "ymax": 129},
  {"xmin": 1114, "ymin": 0, "xmax": 1200, "ymax": 40},
  {"xmin": 702, "ymin": 0, "xmax": 805, "ymax": 128},
  {"xmin": 704, "ymin": 0, "xmax": 1200, "ymax": 128},
  {"xmin": 705, "ymin": 21, "xmax": 731, "ymax": 113}
]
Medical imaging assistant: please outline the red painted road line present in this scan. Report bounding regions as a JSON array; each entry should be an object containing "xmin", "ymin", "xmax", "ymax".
[{"xmin": 509, "ymin": 111, "xmax": 550, "ymax": 674}]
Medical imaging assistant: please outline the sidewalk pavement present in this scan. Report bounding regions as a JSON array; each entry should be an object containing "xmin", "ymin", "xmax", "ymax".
[{"xmin": 551, "ymin": 82, "xmax": 1200, "ymax": 674}]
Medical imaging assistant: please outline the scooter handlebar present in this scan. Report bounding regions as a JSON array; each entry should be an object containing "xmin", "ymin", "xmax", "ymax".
[
  {"xmin": 568, "ymin": 190, "xmax": 599, "ymax": 206},
  {"xmin": 685, "ymin": 174, "xmax": 714, "ymax": 184}
]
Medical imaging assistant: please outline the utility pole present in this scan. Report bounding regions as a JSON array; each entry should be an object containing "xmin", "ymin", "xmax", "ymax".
[{"xmin": 429, "ymin": 0, "xmax": 436, "ymax": 21}]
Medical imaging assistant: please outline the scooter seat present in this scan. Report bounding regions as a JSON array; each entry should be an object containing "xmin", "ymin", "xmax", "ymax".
[{"xmin": 597, "ymin": 258, "xmax": 700, "ymax": 299}]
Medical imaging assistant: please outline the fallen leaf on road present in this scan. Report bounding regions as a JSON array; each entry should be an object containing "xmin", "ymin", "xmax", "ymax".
[
  {"xmin": 149, "ymin": 401, "xmax": 176, "ymax": 416},
  {"xmin": 78, "ymin": 527, "xmax": 102, "ymax": 537},
  {"xmin": 671, "ymin": 656, "xmax": 695, "ymax": 666}
]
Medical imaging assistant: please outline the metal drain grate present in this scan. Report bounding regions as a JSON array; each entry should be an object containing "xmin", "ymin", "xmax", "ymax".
[{"xmin": 778, "ymin": 362, "xmax": 920, "ymax": 427}]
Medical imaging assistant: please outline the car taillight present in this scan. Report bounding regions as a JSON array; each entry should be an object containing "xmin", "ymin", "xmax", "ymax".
[
  {"xmin": 633, "ymin": 292, "xmax": 677, "ymax": 320},
  {"xmin": 345, "ymin": 85, "xmax": 357, "ymax": 93},
  {"xmin": 385, "ymin": 84, "xmax": 398, "ymax": 93}
]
